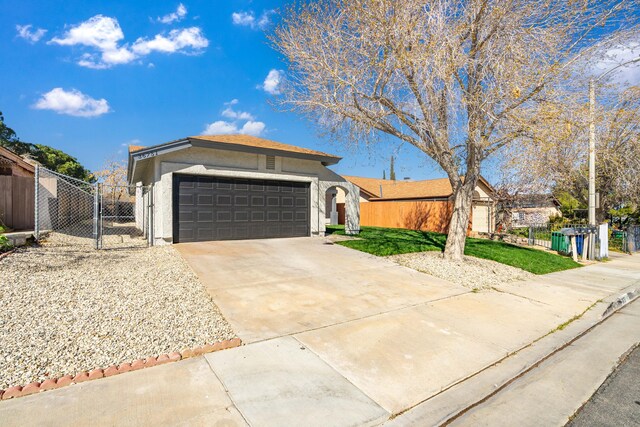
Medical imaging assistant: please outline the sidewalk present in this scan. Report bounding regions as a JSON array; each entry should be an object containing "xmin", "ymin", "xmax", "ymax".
[{"xmin": 1, "ymin": 253, "xmax": 638, "ymax": 426}]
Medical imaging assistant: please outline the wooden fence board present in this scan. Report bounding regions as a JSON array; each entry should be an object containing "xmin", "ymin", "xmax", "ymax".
[
  {"xmin": 359, "ymin": 200, "xmax": 454, "ymax": 233},
  {"xmin": 0, "ymin": 175, "xmax": 34, "ymax": 230}
]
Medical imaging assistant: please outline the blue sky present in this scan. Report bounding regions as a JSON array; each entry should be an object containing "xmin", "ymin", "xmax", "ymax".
[{"xmin": 0, "ymin": 0, "xmax": 446, "ymax": 180}]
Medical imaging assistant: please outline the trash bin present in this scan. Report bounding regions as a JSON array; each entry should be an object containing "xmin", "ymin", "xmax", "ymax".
[
  {"xmin": 551, "ymin": 231, "xmax": 569, "ymax": 253},
  {"xmin": 575, "ymin": 234, "xmax": 584, "ymax": 255}
]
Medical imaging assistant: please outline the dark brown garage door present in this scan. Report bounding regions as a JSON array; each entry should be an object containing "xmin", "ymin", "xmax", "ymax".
[{"xmin": 173, "ymin": 174, "xmax": 310, "ymax": 242}]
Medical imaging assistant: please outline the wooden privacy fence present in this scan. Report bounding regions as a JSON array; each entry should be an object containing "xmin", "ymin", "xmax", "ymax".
[
  {"xmin": 0, "ymin": 175, "xmax": 35, "ymax": 230},
  {"xmin": 358, "ymin": 200, "xmax": 457, "ymax": 234}
]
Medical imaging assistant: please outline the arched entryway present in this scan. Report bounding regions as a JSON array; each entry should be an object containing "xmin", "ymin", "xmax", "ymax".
[{"xmin": 319, "ymin": 180, "xmax": 360, "ymax": 235}]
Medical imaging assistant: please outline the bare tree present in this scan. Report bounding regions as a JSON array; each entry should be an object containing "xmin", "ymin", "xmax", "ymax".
[
  {"xmin": 94, "ymin": 158, "xmax": 131, "ymax": 205},
  {"xmin": 501, "ymin": 85, "xmax": 640, "ymax": 220},
  {"xmin": 271, "ymin": 0, "xmax": 637, "ymax": 260}
]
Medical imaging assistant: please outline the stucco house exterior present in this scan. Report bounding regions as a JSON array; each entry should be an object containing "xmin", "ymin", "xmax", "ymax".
[
  {"xmin": 127, "ymin": 135, "xmax": 360, "ymax": 245},
  {"xmin": 331, "ymin": 175, "xmax": 496, "ymax": 234},
  {"xmin": 509, "ymin": 194, "xmax": 562, "ymax": 227}
]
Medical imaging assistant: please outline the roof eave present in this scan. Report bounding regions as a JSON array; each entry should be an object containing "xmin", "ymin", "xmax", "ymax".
[
  {"xmin": 189, "ymin": 138, "xmax": 341, "ymax": 165},
  {"xmin": 127, "ymin": 138, "xmax": 191, "ymax": 184}
]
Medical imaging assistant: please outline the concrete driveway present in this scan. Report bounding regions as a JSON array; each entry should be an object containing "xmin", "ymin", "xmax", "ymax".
[
  {"xmin": 2, "ymin": 241, "xmax": 638, "ymax": 426},
  {"xmin": 175, "ymin": 237, "xmax": 469, "ymax": 343}
]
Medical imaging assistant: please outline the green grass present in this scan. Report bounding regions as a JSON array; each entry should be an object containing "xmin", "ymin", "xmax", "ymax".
[{"xmin": 327, "ymin": 225, "xmax": 581, "ymax": 275}]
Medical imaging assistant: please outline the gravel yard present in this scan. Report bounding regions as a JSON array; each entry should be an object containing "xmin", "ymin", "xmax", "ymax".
[
  {"xmin": 0, "ymin": 239, "xmax": 235, "ymax": 390},
  {"xmin": 388, "ymin": 251, "xmax": 533, "ymax": 290}
]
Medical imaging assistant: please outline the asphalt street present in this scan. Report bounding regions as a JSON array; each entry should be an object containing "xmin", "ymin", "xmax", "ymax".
[{"xmin": 568, "ymin": 344, "xmax": 640, "ymax": 426}]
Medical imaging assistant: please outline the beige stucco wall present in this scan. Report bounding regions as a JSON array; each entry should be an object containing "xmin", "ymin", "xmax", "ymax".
[
  {"xmin": 132, "ymin": 146, "xmax": 359, "ymax": 244},
  {"xmin": 512, "ymin": 206, "xmax": 562, "ymax": 226}
]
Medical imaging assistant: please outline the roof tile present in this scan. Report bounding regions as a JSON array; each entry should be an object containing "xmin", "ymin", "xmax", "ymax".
[{"xmin": 189, "ymin": 134, "xmax": 340, "ymax": 159}]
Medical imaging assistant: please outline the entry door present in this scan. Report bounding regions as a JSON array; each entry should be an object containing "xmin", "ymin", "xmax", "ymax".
[{"xmin": 173, "ymin": 175, "xmax": 310, "ymax": 242}]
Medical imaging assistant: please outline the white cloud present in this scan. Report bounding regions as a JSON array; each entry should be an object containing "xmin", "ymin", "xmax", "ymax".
[
  {"xmin": 202, "ymin": 100, "xmax": 266, "ymax": 136},
  {"xmin": 232, "ymin": 12, "xmax": 255, "ymax": 27},
  {"xmin": 262, "ymin": 69, "xmax": 283, "ymax": 95},
  {"xmin": 50, "ymin": 15, "xmax": 124, "ymax": 51},
  {"xmin": 49, "ymin": 15, "xmax": 135, "ymax": 68},
  {"xmin": 240, "ymin": 121, "xmax": 266, "ymax": 136},
  {"xmin": 33, "ymin": 88, "xmax": 110, "ymax": 117},
  {"xmin": 591, "ymin": 40, "xmax": 640, "ymax": 85},
  {"xmin": 231, "ymin": 10, "xmax": 274, "ymax": 30},
  {"xmin": 202, "ymin": 120, "xmax": 266, "ymax": 136},
  {"xmin": 158, "ymin": 3, "xmax": 187, "ymax": 24},
  {"xmin": 48, "ymin": 15, "xmax": 208, "ymax": 69},
  {"xmin": 221, "ymin": 99, "xmax": 255, "ymax": 120},
  {"xmin": 16, "ymin": 24, "xmax": 47, "ymax": 43},
  {"xmin": 132, "ymin": 27, "xmax": 208, "ymax": 55},
  {"xmin": 203, "ymin": 120, "xmax": 240, "ymax": 135}
]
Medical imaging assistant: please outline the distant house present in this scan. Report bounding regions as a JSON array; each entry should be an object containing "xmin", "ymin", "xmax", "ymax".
[
  {"xmin": 327, "ymin": 175, "xmax": 497, "ymax": 234},
  {"xmin": 508, "ymin": 194, "xmax": 562, "ymax": 227},
  {"xmin": 0, "ymin": 146, "xmax": 35, "ymax": 177},
  {"xmin": 0, "ymin": 146, "xmax": 36, "ymax": 230}
]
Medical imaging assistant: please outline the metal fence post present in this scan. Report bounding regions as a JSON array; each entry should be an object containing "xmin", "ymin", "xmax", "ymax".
[
  {"xmin": 34, "ymin": 164, "xmax": 40, "ymax": 240},
  {"xmin": 149, "ymin": 183, "xmax": 154, "ymax": 246},
  {"xmin": 93, "ymin": 183, "xmax": 100, "ymax": 250},
  {"xmin": 528, "ymin": 225, "xmax": 534, "ymax": 246}
]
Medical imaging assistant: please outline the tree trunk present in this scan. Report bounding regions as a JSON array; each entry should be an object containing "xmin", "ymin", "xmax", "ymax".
[{"xmin": 443, "ymin": 180, "xmax": 476, "ymax": 261}]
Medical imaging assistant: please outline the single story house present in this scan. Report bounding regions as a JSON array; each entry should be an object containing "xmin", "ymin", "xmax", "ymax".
[
  {"xmin": 508, "ymin": 194, "xmax": 562, "ymax": 227},
  {"xmin": 127, "ymin": 135, "xmax": 360, "ymax": 245},
  {"xmin": 0, "ymin": 146, "xmax": 36, "ymax": 230},
  {"xmin": 330, "ymin": 175, "xmax": 497, "ymax": 234}
]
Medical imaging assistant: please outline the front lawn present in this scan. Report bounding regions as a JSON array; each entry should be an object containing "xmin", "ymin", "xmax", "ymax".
[{"xmin": 326, "ymin": 225, "xmax": 581, "ymax": 275}]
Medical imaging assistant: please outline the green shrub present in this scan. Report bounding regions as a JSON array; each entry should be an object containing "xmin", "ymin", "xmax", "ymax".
[{"xmin": 0, "ymin": 234, "xmax": 12, "ymax": 252}]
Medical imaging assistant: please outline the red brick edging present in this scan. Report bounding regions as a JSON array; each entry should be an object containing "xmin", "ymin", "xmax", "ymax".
[
  {"xmin": 0, "ymin": 337, "xmax": 241, "ymax": 400},
  {"xmin": 0, "ymin": 248, "xmax": 18, "ymax": 261}
]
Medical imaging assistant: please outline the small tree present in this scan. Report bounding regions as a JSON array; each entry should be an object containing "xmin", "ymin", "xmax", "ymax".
[
  {"xmin": 272, "ymin": 0, "xmax": 636, "ymax": 260},
  {"xmin": 389, "ymin": 155, "xmax": 396, "ymax": 181},
  {"xmin": 94, "ymin": 158, "xmax": 131, "ymax": 212}
]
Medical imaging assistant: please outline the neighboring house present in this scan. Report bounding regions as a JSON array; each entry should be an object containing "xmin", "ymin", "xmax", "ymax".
[
  {"xmin": 509, "ymin": 194, "xmax": 562, "ymax": 227},
  {"xmin": 127, "ymin": 134, "xmax": 360, "ymax": 244},
  {"xmin": 0, "ymin": 146, "xmax": 36, "ymax": 230},
  {"xmin": 332, "ymin": 175, "xmax": 497, "ymax": 234}
]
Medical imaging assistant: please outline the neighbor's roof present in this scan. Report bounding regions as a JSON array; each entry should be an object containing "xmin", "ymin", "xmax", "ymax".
[
  {"xmin": 0, "ymin": 146, "xmax": 36, "ymax": 173},
  {"xmin": 189, "ymin": 134, "xmax": 340, "ymax": 161},
  {"xmin": 343, "ymin": 175, "xmax": 495, "ymax": 200}
]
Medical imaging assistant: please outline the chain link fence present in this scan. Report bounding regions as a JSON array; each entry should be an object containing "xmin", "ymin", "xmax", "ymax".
[
  {"xmin": 528, "ymin": 222, "xmax": 601, "ymax": 258},
  {"xmin": 34, "ymin": 166, "xmax": 153, "ymax": 249}
]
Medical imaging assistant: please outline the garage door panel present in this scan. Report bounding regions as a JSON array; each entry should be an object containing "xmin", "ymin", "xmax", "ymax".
[
  {"xmin": 173, "ymin": 175, "xmax": 310, "ymax": 242},
  {"xmin": 234, "ymin": 211, "xmax": 249, "ymax": 222},
  {"xmin": 216, "ymin": 195, "xmax": 232, "ymax": 206},
  {"xmin": 281, "ymin": 196, "xmax": 294, "ymax": 207},
  {"xmin": 217, "ymin": 211, "xmax": 232, "ymax": 222},
  {"xmin": 251, "ymin": 196, "xmax": 265, "ymax": 207},
  {"xmin": 179, "ymin": 194, "xmax": 194, "ymax": 205},
  {"xmin": 235, "ymin": 195, "xmax": 249, "ymax": 206},
  {"xmin": 198, "ymin": 194, "xmax": 213, "ymax": 205},
  {"xmin": 198, "ymin": 211, "xmax": 213, "ymax": 222}
]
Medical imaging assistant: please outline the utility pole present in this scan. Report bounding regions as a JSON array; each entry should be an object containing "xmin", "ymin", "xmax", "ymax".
[
  {"xmin": 588, "ymin": 79, "xmax": 596, "ymax": 227},
  {"xmin": 587, "ymin": 57, "xmax": 640, "ymax": 227}
]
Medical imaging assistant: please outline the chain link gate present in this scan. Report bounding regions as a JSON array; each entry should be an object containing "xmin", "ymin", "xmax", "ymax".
[{"xmin": 34, "ymin": 166, "xmax": 153, "ymax": 249}]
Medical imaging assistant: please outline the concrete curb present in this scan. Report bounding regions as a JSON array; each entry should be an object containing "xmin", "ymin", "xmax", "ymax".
[
  {"xmin": 601, "ymin": 287, "xmax": 640, "ymax": 318},
  {"xmin": 385, "ymin": 287, "xmax": 640, "ymax": 426},
  {"xmin": 0, "ymin": 337, "xmax": 242, "ymax": 401}
]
